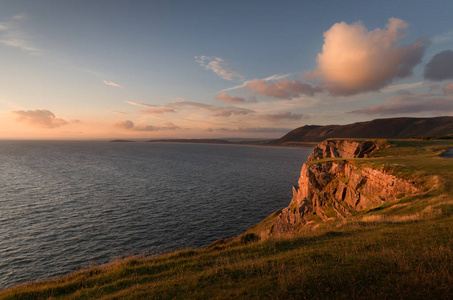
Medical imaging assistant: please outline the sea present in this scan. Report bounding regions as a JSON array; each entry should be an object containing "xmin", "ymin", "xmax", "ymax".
[{"xmin": 0, "ymin": 141, "xmax": 311, "ymax": 289}]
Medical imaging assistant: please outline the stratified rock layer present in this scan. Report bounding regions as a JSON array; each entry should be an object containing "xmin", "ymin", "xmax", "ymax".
[{"xmin": 274, "ymin": 140, "xmax": 418, "ymax": 234}]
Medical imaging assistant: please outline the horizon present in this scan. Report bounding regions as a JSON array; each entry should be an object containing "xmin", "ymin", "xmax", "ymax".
[
  {"xmin": 1, "ymin": 115, "xmax": 452, "ymax": 141},
  {"xmin": 1, "ymin": 0, "xmax": 453, "ymax": 140}
]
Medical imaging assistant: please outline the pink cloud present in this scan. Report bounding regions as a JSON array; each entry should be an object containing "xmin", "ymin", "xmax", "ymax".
[
  {"xmin": 444, "ymin": 83, "xmax": 453, "ymax": 95},
  {"xmin": 260, "ymin": 112, "xmax": 310, "ymax": 122},
  {"xmin": 429, "ymin": 84, "xmax": 440, "ymax": 92},
  {"xmin": 12, "ymin": 109, "xmax": 68, "ymax": 128},
  {"xmin": 113, "ymin": 120, "xmax": 180, "ymax": 131},
  {"xmin": 125, "ymin": 101, "xmax": 156, "ymax": 108},
  {"xmin": 113, "ymin": 120, "xmax": 134, "ymax": 129},
  {"xmin": 141, "ymin": 107, "xmax": 175, "ymax": 114},
  {"xmin": 245, "ymin": 79, "xmax": 322, "ymax": 99},
  {"xmin": 307, "ymin": 18, "xmax": 428, "ymax": 96},
  {"xmin": 216, "ymin": 93, "xmax": 245, "ymax": 103},
  {"xmin": 103, "ymin": 80, "xmax": 121, "ymax": 87}
]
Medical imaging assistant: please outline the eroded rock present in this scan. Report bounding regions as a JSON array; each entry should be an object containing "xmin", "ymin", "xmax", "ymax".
[{"xmin": 274, "ymin": 140, "xmax": 418, "ymax": 234}]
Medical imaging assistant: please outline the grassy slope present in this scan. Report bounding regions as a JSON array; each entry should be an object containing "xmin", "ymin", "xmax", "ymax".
[{"xmin": 1, "ymin": 139, "xmax": 453, "ymax": 299}]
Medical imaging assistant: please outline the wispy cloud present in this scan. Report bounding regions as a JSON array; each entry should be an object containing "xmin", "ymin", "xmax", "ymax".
[
  {"xmin": 12, "ymin": 13, "xmax": 27, "ymax": 21},
  {"xmin": 109, "ymin": 110, "xmax": 127, "ymax": 114},
  {"xmin": 195, "ymin": 56, "xmax": 244, "ymax": 81},
  {"xmin": 0, "ymin": 14, "xmax": 39, "ymax": 53},
  {"xmin": 170, "ymin": 100, "xmax": 254, "ymax": 117},
  {"xmin": 103, "ymin": 80, "xmax": 121, "ymax": 87},
  {"xmin": 125, "ymin": 101, "xmax": 156, "ymax": 108},
  {"xmin": 350, "ymin": 91, "xmax": 453, "ymax": 115},
  {"xmin": 432, "ymin": 30, "xmax": 453, "ymax": 44},
  {"xmin": 260, "ymin": 112, "xmax": 310, "ymax": 122},
  {"xmin": 381, "ymin": 82, "xmax": 425, "ymax": 93},
  {"xmin": 113, "ymin": 120, "xmax": 181, "ymax": 131},
  {"xmin": 219, "ymin": 73, "xmax": 292, "ymax": 93},
  {"xmin": 11, "ymin": 109, "xmax": 68, "ymax": 128},
  {"xmin": 245, "ymin": 79, "xmax": 322, "ymax": 99},
  {"xmin": 209, "ymin": 127, "xmax": 293, "ymax": 133},
  {"xmin": 141, "ymin": 107, "xmax": 175, "ymax": 114}
]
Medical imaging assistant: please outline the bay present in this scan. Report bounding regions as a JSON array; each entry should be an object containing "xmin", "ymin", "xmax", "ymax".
[{"xmin": 0, "ymin": 141, "xmax": 310, "ymax": 288}]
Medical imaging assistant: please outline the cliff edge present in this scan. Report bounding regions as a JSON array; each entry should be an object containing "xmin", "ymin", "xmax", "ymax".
[{"xmin": 254, "ymin": 139, "xmax": 421, "ymax": 237}]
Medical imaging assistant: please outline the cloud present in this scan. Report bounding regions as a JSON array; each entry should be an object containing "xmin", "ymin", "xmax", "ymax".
[
  {"xmin": 424, "ymin": 50, "xmax": 453, "ymax": 81},
  {"xmin": 113, "ymin": 120, "xmax": 180, "ymax": 131},
  {"xmin": 109, "ymin": 110, "xmax": 127, "ymax": 114},
  {"xmin": 195, "ymin": 56, "xmax": 244, "ymax": 81},
  {"xmin": 350, "ymin": 93, "xmax": 453, "ymax": 115},
  {"xmin": 0, "ymin": 14, "xmax": 38, "ymax": 53},
  {"xmin": 140, "ymin": 107, "xmax": 175, "ymax": 114},
  {"xmin": 211, "ymin": 127, "xmax": 293, "ymax": 133},
  {"xmin": 245, "ymin": 79, "xmax": 322, "ymax": 99},
  {"xmin": 396, "ymin": 90, "xmax": 412, "ymax": 96},
  {"xmin": 443, "ymin": 82, "xmax": 453, "ymax": 95},
  {"xmin": 124, "ymin": 101, "xmax": 156, "ymax": 108},
  {"xmin": 170, "ymin": 100, "xmax": 254, "ymax": 117},
  {"xmin": 12, "ymin": 14, "xmax": 27, "ymax": 21},
  {"xmin": 260, "ymin": 112, "xmax": 310, "ymax": 122},
  {"xmin": 429, "ymin": 84, "xmax": 440, "ymax": 92},
  {"xmin": 215, "ymin": 93, "xmax": 245, "ymax": 103},
  {"xmin": 219, "ymin": 73, "xmax": 291, "ymax": 93},
  {"xmin": 432, "ymin": 30, "xmax": 453, "ymax": 44},
  {"xmin": 113, "ymin": 120, "xmax": 134, "ymax": 129},
  {"xmin": 11, "ymin": 109, "xmax": 68, "ymax": 128},
  {"xmin": 248, "ymin": 96, "xmax": 258, "ymax": 103},
  {"xmin": 380, "ymin": 81, "xmax": 425, "ymax": 94},
  {"xmin": 307, "ymin": 18, "xmax": 429, "ymax": 96},
  {"xmin": 103, "ymin": 80, "xmax": 121, "ymax": 87}
]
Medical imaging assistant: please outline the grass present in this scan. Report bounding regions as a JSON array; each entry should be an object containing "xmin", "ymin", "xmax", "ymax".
[{"xmin": 1, "ymin": 139, "xmax": 453, "ymax": 299}]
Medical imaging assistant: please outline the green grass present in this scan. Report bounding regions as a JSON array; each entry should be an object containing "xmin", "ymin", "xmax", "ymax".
[
  {"xmin": 1, "ymin": 139, "xmax": 453, "ymax": 299},
  {"xmin": 2, "ymin": 216, "xmax": 452, "ymax": 299}
]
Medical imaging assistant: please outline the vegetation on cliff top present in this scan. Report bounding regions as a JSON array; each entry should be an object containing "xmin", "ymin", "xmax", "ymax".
[{"xmin": 1, "ymin": 139, "xmax": 453, "ymax": 299}]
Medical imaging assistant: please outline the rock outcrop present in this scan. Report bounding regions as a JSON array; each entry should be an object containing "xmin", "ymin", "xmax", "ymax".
[{"xmin": 274, "ymin": 140, "xmax": 419, "ymax": 234}]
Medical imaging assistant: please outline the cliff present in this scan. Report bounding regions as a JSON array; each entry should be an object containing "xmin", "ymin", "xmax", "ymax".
[{"xmin": 271, "ymin": 140, "xmax": 419, "ymax": 234}]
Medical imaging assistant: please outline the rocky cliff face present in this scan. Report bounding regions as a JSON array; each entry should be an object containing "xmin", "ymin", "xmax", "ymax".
[{"xmin": 274, "ymin": 140, "xmax": 419, "ymax": 234}]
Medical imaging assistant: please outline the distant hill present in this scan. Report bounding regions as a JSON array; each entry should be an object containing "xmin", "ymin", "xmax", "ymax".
[{"xmin": 271, "ymin": 116, "xmax": 453, "ymax": 144}]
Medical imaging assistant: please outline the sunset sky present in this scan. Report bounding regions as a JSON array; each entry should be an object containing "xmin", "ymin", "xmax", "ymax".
[{"xmin": 1, "ymin": 0, "xmax": 453, "ymax": 139}]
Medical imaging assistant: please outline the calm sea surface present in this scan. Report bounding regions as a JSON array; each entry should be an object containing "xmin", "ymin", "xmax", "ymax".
[{"xmin": 0, "ymin": 141, "xmax": 311, "ymax": 288}]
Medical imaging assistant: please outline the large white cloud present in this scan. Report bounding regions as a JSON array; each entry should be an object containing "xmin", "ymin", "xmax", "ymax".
[{"xmin": 307, "ymin": 18, "xmax": 429, "ymax": 96}]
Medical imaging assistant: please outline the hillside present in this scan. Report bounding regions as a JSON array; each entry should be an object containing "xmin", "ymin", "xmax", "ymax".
[
  {"xmin": 1, "ymin": 139, "xmax": 453, "ymax": 299},
  {"xmin": 271, "ymin": 116, "xmax": 453, "ymax": 144}
]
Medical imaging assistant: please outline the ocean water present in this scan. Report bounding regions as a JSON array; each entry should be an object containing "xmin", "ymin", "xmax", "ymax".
[{"xmin": 0, "ymin": 141, "xmax": 311, "ymax": 289}]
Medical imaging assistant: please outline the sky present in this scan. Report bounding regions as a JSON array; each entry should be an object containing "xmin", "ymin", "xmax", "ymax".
[{"xmin": 1, "ymin": 0, "xmax": 453, "ymax": 140}]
